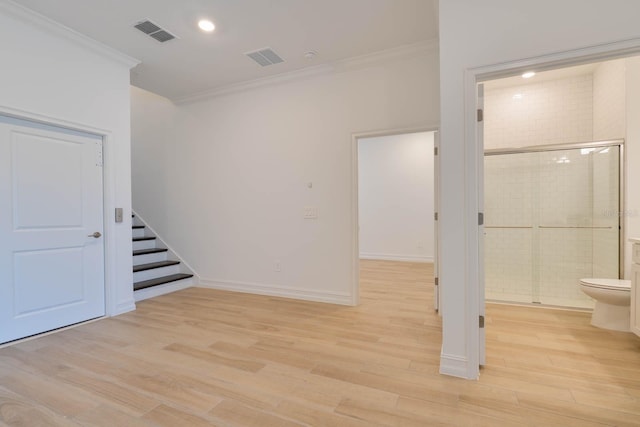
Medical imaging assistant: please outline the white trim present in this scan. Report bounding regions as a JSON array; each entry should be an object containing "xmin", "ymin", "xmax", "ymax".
[
  {"xmin": 112, "ymin": 301, "xmax": 136, "ymax": 315},
  {"xmin": 0, "ymin": 105, "xmax": 108, "ymax": 135},
  {"xmin": 462, "ymin": 69, "xmax": 481, "ymax": 380},
  {"xmin": 0, "ymin": 104, "xmax": 135, "ymax": 319},
  {"xmin": 439, "ymin": 353, "xmax": 473, "ymax": 379},
  {"xmin": 198, "ymin": 279, "xmax": 352, "ymax": 306},
  {"xmin": 460, "ymin": 36, "xmax": 640, "ymax": 380},
  {"xmin": 335, "ymin": 39, "xmax": 439, "ymax": 72},
  {"xmin": 135, "ymin": 277, "xmax": 194, "ymax": 302},
  {"xmin": 131, "ymin": 210, "xmax": 200, "ymax": 283},
  {"xmin": 175, "ymin": 39, "xmax": 439, "ymax": 104},
  {"xmin": 0, "ymin": 0, "xmax": 139, "ymax": 69},
  {"xmin": 475, "ymin": 37, "xmax": 640, "ymax": 83},
  {"xmin": 350, "ymin": 130, "xmax": 360, "ymax": 307},
  {"xmin": 359, "ymin": 253, "xmax": 433, "ymax": 263},
  {"xmin": 351, "ymin": 124, "xmax": 440, "ymax": 308}
]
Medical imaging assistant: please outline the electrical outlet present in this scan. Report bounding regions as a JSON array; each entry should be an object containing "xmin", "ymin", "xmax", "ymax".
[
  {"xmin": 304, "ymin": 206, "xmax": 318, "ymax": 219},
  {"xmin": 274, "ymin": 260, "xmax": 281, "ymax": 272}
]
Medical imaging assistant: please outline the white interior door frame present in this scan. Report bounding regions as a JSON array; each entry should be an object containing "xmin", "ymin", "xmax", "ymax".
[
  {"xmin": 434, "ymin": 130, "xmax": 441, "ymax": 313},
  {"xmin": 350, "ymin": 123, "xmax": 439, "ymax": 306},
  {"xmin": 462, "ymin": 37, "xmax": 640, "ymax": 378},
  {"xmin": 0, "ymin": 105, "xmax": 121, "ymax": 318}
]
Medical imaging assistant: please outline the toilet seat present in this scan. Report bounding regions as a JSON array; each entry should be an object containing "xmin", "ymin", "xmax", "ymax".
[{"xmin": 579, "ymin": 278, "xmax": 631, "ymax": 291}]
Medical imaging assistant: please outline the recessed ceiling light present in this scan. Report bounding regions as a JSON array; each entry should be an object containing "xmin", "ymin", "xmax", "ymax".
[
  {"xmin": 522, "ymin": 71, "xmax": 536, "ymax": 79},
  {"xmin": 513, "ymin": 93, "xmax": 523, "ymax": 100},
  {"xmin": 198, "ymin": 19, "xmax": 215, "ymax": 32}
]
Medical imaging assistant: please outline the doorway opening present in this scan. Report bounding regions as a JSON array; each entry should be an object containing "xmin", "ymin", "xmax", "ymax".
[
  {"xmin": 478, "ymin": 55, "xmax": 640, "ymax": 365},
  {"xmin": 353, "ymin": 129, "xmax": 437, "ymax": 305}
]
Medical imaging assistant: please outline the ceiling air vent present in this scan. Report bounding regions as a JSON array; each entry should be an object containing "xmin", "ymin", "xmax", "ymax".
[
  {"xmin": 245, "ymin": 48, "xmax": 284, "ymax": 67},
  {"xmin": 134, "ymin": 19, "xmax": 177, "ymax": 43}
]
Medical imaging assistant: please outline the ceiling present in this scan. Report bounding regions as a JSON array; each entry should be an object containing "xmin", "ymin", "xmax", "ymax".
[{"xmin": 13, "ymin": 0, "xmax": 438, "ymax": 102}]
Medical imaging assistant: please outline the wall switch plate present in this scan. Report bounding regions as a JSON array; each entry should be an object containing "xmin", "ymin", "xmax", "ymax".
[
  {"xmin": 304, "ymin": 206, "xmax": 318, "ymax": 219},
  {"xmin": 274, "ymin": 260, "xmax": 281, "ymax": 272},
  {"xmin": 115, "ymin": 208, "xmax": 123, "ymax": 223}
]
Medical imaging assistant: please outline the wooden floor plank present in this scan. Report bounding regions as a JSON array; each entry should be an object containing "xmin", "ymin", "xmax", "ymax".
[{"xmin": 0, "ymin": 259, "xmax": 639, "ymax": 426}]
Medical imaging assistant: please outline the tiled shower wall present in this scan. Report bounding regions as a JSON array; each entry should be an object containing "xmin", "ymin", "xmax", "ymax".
[
  {"xmin": 484, "ymin": 61, "xmax": 624, "ymax": 308},
  {"xmin": 593, "ymin": 59, "xmax": 626, "ymax": 279},
  {"xmin": 593, "ymin": 59, "xmax": 626, "ymax": 141},
  {"xmin": 484, "ymin": 74, "xmax": 593, "ymax": 149}
]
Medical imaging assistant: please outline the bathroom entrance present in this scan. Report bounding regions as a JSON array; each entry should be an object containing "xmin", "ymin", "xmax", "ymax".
[
  {"xmin": 481, "ymin": 58, "xmax": 634, "ymax": 312},
  {"xmin": 484, "ymin": 141, "xmax": 622, "ymax": 308}
]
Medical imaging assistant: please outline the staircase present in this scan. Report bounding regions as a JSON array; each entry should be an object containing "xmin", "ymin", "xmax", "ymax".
[{"xmin": 132, "ymin": 213, "xmax": 195, "ymax": 302}]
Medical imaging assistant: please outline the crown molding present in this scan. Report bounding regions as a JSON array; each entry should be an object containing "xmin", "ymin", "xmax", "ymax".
[
  {"xmin": 174, "ymin": 38, "xmax": 439, "ymax": 105},
  {"xmin": 0, "ymin": 0, "xmax": 140, "ymax": 69}
]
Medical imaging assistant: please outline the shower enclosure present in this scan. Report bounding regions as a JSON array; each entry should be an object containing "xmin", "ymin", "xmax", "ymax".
[{"xmin": 484, "ymin": 140, "xmax": 623, "ymax": 309}]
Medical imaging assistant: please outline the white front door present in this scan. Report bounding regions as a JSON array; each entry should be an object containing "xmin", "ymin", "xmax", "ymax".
[{"xmin": 0, "ymin": 119, "xmax": 105, "ymax": 344}]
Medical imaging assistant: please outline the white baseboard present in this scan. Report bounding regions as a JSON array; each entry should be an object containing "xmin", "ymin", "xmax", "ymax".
[
  {"xmin": 359, "ymin": 253, "xmax": 433, "ymax": 263},
  {"xmin": 439, "ymin": 352, "xmax": 474, "ymax": 379},
  {"xmin": 134, "ymin": 278, "xmax": 195, "ymax": 302},
  {"xmin": 112, "ymin": 300, "xmax": 136, "ymax": 316},
  {"xmin": 198, "ymin": 279, "xmax": 352, "ymax": 306}
]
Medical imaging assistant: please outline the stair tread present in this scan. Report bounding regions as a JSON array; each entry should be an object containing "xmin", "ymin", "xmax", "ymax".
[
  {"xmin": 134, "ymin": 273, "xmax": 193, "ymax": 291},
  {"xmin": 133, "ymin": 260, "xmax": 180, "ymax": 272},
  {"xmin": 133, "ymin": 236, "xmax": 156, "ymax": 242},
  {"xmin": 132, "ymin": 225, "xmax": 145, "ymax": 229},
  {"xmin": 133, "ymin": 248, "xmax": 168, "ymax": 256}
]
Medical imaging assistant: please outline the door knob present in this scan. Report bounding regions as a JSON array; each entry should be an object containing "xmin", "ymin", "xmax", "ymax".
[{"xmin": 88, "ymin": 231, "xmax": 102, "ymax": 238}]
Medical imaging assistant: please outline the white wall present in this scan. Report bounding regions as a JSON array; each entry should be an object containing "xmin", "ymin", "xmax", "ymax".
[
  {"xmin": 0, "ymin": 3, "xmax": 138, "ymax": 316},
  {"xmin": 131, "ymin": 46, "xmax": 440, "ymax": 305},
  {"xmin": 358, "ymin": 132, "xmax": 434, "ymax": 263},
  {"xmin": 130, "ymin": 86, "xmax": 176, "ymax": 237},
  {"xmin": 439, "ymin": 0, "xmax": 640, "ymax": 379}
]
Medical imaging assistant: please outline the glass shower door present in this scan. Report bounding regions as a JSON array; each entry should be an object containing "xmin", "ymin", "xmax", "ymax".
[
  {"xmin": 484, "ymin": 152, "xmax": 537, "ymax": 304},
  {"xmin": 484, "ymin": 144, "xmax": 620, "ymax": 309},
  {"xmin": 537, "ymin": 146, "xmax": 620, "ymax": 307}
]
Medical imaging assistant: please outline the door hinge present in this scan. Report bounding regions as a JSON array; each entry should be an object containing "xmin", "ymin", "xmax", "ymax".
[
  {"xmin": 434, "ymin": 277, "xmax": 439, "ymax": 286},
  {"xmin": 479, "ymin": 315, "xmax": 485, "ymax": 328},
  {"xmin": 478, "ymin": 212, "xmax": 484, "ymax": 226},
  {"xmin": 434, "ymin": 212, "xmax": 438, "ymax": 221},
  {"xmin": 95, "ymin": 141, "xmax": 103, "ymax": 167},
  {"xmin": 477, "ymin": 108, "xmax": 484, "ymax": 122},
  {"xmin": 434, "ymin": 146, "xmax": 438, "ymax": 156}
]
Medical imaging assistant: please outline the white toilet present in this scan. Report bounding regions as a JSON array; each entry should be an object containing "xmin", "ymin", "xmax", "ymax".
[{"xmin": 579, "ymin": 278, "xmax": 631, "ymax": 332}]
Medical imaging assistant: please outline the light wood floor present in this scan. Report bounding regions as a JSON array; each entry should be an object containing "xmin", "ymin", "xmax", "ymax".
[{"xmin": 1, "ymin": 260, "xmax": 640, "ymax": 426}]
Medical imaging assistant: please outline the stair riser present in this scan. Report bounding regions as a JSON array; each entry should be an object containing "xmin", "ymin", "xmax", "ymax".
[
  {"xmin": 132, "ymin": 228, "xmax": 146, "ymax": 238},
  {"xmin": 133, "ymin": 240, "xmax": 157, "ymax": 251},
  {"xmin": 134, "ymin": 277, "xmax": 194, "ymax": 302},
  {"xmin": 133, "ymin": 252, "xmax": 167, "ymax": 266},
  {"xmin": 133, "ymin": 264, "xmax": 181, "ymax": 282}
]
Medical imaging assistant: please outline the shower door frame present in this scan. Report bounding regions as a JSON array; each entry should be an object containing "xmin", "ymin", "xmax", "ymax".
[{"xmin": 485, "ymin": 139, "xmax": 626, "ymax": 283}]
